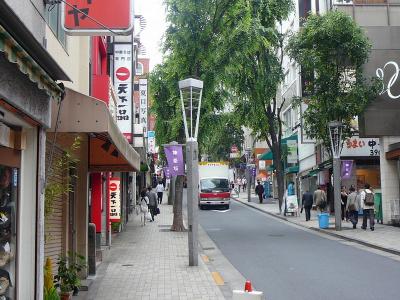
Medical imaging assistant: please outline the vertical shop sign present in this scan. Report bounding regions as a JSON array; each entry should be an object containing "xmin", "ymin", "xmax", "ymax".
[
  {"xmin": 341, "ymin": 160, "xmax": 354, "ymax": 179},
  {"xmin": 113, "ymin": 44, "xmax": 133, "ymax": 143},
  {"xmin": 164, "ymin": 145, "xmax": 184, "ymax": 176},
  {"xmin": 62, "ymin": 0, "xmax": 134, "ymax": 35},
  {"xmin": 286, "ymin": 140, "xmax": 298, "ymax": 164},
  {"xmin": 139, "ymin": 79, "xmax": 148, "ymax": 137},
  {"xmin": 109, "ymin": 178, "xmax": 121, "ymax": 222},
  {"xmin": 148, "ymin": 130, "xmax": 156, "ymax": 154}
]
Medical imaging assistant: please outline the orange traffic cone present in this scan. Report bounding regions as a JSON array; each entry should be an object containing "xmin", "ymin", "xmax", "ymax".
[{"xmin": 244, "ymin": 280, "xmax": 252, "ymax": 292}]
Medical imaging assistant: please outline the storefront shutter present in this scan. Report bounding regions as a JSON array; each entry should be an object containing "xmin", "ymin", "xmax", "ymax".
[{"xmin": 44, "ymin": 143, "xmax": 67, "ymax": 275}]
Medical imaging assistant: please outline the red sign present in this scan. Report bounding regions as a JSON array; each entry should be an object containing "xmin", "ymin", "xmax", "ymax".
[
  {"xmin": 62, "ymin": 0, "xmax": 134, "ymax": 35},
  {"xmin": 115, "ymin": 67, "xmax": 130, "ymax": 81},
  {"xmin": 109, "ymin": 182, "xmax": 117, "ymax": 192}
]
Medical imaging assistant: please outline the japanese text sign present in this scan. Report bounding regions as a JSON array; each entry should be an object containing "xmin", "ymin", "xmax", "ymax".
[
  {"xmin": 164, "ymin": 167, "xmax": 171, "ymax": 179},
  {"xmin": 341, "ymin": 160, "xmax": 353, "ymax": 179},
  {"xmin": 139, "ymin": 79, "xmax": 148, "ymax": 137},
  {"xmin": 113, "ymin": 44, "xmax": 133, "ymax": 143},
  {"xmin": 109, "ymin": 178, "xmax": 121, "ymax": 222},
  {"xmin": 148, "ymin": 131, "xmax": 156, "ymax": 154},
  {"xmin": 341, "ymin": 137, "xmax": 380, "ymax": 157},
  {"xmin": 62, "ymin": 0, "xmax": 134, "ymax": 35},
  {"xmin": 164, "ymin": 145, "xmax": 184, "ymax": 176}
]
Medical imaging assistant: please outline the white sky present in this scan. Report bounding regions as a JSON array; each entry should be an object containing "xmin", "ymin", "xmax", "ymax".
[{"xmin": 135, "ymin": 0, "xmax": 167, "ymax": 71}]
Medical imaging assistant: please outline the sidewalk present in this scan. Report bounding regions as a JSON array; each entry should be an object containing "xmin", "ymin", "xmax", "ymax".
[
  {"xmin": 234, "ymin": 191, "xmax": 400, "ymax": 255},
  {"xmin": 76, "ymin": 203, "xmax": 225, "ymax": 300}
]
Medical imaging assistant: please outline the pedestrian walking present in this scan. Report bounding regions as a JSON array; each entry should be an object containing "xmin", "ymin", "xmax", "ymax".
[
  {"xmin": 314, "ymin": 185, "xmax": 327, "ymax": 212},
  {"xmin": 139, "ymin": 189, "xmax": 149, "ymax": 226},
  {"xmin": 346, "ymin": 186, "xmax": 360, "ymax": 229},
  {"xmin": 236, "ymin": 178, "xmax": 242, "ymax": 193},
  {"xmin": 146, "ymin": 186, "xmax": 158, "ymax": 222},
  {"xmin": 156, "ymin": 181, "xmax": 164, "ymax": 204},
  {"xmin": 255, "ymin": 181, "xmax": 264, "ymax": 204},
  {"xmin": 242, "ymin": 177, "xmax": 247, "ymax": 192},
  {"xmin": 341, "ymin": 186, "xmax": 348, "ymax": 221},
  {"xmin": 360, "ymin": 183, "xmax": 375, "ymax": 231},
  {"xmin": 302, "ymin": 190, "xmax": 314, "ymax": 221}
]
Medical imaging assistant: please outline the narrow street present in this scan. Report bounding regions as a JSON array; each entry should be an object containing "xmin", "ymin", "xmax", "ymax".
[{"xmin": 199, "ymin": 199, "xmax": 400, "ymax": 300}]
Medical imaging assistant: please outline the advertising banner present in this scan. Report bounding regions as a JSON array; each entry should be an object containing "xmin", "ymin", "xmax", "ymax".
[
  {"xmin": 341, "ymin": 160, "xmax": 353, "ymax": 179},
  {"xmin": 62, "ymin": 0, "xmax": 134, "ymax": 35},
  {"xmin": 109, "ymin": 178, "xmax": 121, "ymax": 222},
  {"xmin": 113, "ymin": 43, "xmax": 133, "ymax": 143},
  {"xmin": 148, "ymin": 131, "xmax": 156, "ymax": 153},
  {"xmin": 286, "ymin": 140, "xmax": 298, "ymax": 164},
  {"xmin": 139, "ymin": 79, "xmax": 148, "ymax": 137},
  {"xmin": 164, "ymin": 145, "xmax": 184, "ymax": 176}
]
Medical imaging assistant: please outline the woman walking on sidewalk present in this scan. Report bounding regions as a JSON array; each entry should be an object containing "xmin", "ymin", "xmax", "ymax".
[
  {"xmin": 147, "ymin": 186, "xmax": 158, "ymax": 222},
  {"xmin": 156, "ymin": 181, "xmax": 164, "ymax": 204},
  {"xmin": 140, "ymin": 189, "xmax": 150, "ymax": 226}
]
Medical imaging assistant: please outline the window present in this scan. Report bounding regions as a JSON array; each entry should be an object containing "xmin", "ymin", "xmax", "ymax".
[
  {"xmin": 136, "ymin": 62, "xmax": 143, "ymax": 75},
  {"xmin": 283, "ymin": 108, "xmax": 293, "ymax": 137},
  {"xmin": 45, "ymin": 4, "xmax": 67, "ymax": 48},
  {"xmin": 200, "ymin": 179, "xmax": 229, "ymax": 193}
]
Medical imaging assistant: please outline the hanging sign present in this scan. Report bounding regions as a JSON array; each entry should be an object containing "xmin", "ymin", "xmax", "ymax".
[
  {"xmin": 62, "ymin": 0, "xmax": 134, "ymax": 35},
  {"xmin": 164, "ymin": 145, "xmax": 184, "ymax": 176},
  {"xmin": 113, "ymin": 44, "xmax": 133, "ymax": 143},
  {"xmin": 341, "ymin": 160, "xmax": 354, "ymax": 179},
  {"xmin": 148, "ymin": 131, "xmax": 156, "ymax": 154},
  {"xmin": 286, "ymin": 140, "xmax": 298, "ymax": 164},
  {"xmin": 139, "ymin": 79, "xmax": 148, "ymax": 137},
  {"xmin": 109, "ymin": 178, "xmax": 121, "ymax": 222}
]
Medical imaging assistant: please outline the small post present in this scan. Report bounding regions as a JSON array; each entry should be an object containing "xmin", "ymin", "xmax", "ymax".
[{"xmin": 333, "ymin": 157, "xmax": 342, "ymax": 231}]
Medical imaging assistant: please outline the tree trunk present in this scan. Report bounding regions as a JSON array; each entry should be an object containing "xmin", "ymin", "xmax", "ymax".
[
  {"xmin": 168, "ymin": 176, "xmax": 176, "ymax": 205},
  {"xmin": 170, "ymin": 175, "xmax": 186, "ymax": 231},
  {"xmin": 272, "ymin": 144, "xmax": 285, "ymax": 214}
]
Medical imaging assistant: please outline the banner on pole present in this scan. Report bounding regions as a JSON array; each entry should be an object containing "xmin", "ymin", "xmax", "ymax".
[
  {"xmin": 341, "ymin": 160, "xmax": 354, "ymax": 179},
  {"xmin": 164, "ymin": 145, "xmax": 184, "ymax": 176},
  {"xmin": 109, "ymin": 178, "xmax": 121, "ymax": 222}
]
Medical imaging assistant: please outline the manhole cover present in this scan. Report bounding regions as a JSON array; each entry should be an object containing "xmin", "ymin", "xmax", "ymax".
[
  {"xmin": 202, "ymin": 247, "xmax": 215, "ymax": 250},
  {"xmin": 268, "ymin": 234, "xmax": 284, "ymax": 237},
  {"xmin": 121, "ymin": 264, "xmax": 133, "ymax": 267},
  {"xmin": 159, "ymin": 228, "xmax": 171, "ymax": 232}
]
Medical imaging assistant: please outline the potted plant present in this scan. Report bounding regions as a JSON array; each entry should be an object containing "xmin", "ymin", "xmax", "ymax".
[
  {"xmin": 44, "ymin": 257, "xmax": 60, "ymax": 300},
  {"xmin": 54, "ymin": 253, "xmax": 86, "ymax": 300}
]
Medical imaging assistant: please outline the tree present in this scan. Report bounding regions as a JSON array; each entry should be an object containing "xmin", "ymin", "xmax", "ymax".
[
  {"xmin": 219, "ymin": 0, "xmax": 294, "ymax": 213},
  {"xmin": 150, "ymin": 0, "xmax": 239, "ymax": 231},
  {"xmin": 287, "ymin": 11, "xmax": 379, "ymax": 151}
]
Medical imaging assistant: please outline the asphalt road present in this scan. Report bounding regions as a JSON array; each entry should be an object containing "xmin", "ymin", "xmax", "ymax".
[{"xmin": 198, "ymin": 200, "xmax": 400, "ymax": 300}]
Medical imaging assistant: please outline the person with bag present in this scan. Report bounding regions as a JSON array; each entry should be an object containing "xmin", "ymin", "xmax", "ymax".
[
  {"xmin": 314, "ymin": 185, "xmax": 327, "ymax": 212},
  {"xmin": 147, "ymin": 186, "xmax": 158, "ymax": 222},
  {"xmin": 139, "ymin": 189, "xmax": 150, "ymax": 226},
  {"xmin": 346, "ymin": 186, "xmax": 360, "ymax": 229},
  {"xmin": 360, "ymin": 183, "xmax": 375, "ymax": 231},
  {"xmin": 156, "ymin": 181, "xmax": 165, "ymax": 204}
]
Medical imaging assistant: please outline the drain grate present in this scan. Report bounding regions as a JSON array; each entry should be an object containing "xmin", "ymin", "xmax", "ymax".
[
  {"xmin": 121, "ymin": 264, "xmax": 134, "ymax": 267},
  {"xmin": 202, "ymin": 247, "xmax": 215, "ymax": 250}
]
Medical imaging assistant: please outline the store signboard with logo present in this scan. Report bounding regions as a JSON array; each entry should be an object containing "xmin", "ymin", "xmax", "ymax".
[
  {"xmin": 113, "ymin": 43, "xmax": 133, "ymax": 143},
  {"xmin": 62, "ymin": 0, "xmax": 134, "ymax": 35},
  {"xmin": 109, "ymin": 178, "xmax": 121, "ymax": 222},
  {"xmin": 139, "ymin": 79, "xmax": 148, "ymax": 137},
  {"xmin": 341, "ymin": 137, "xmax": 380, "ymax": 157}
]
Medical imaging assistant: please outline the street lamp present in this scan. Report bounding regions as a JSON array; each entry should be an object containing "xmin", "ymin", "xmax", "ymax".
[
  {"xmin": 179, "ymin": 77, "xmax": 203, "ymax": 266},
  {"xmin": 328, "ymin": 120, "xmax": 343, "ymax": 231}
]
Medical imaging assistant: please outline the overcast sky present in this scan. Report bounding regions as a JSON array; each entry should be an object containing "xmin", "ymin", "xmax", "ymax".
[{"xmin": 135, "ymin": 0, "xmax": 167, "ymax": 71}]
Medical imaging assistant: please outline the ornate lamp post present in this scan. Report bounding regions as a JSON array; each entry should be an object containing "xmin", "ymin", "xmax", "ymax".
[
  {"xmin": 178, "ymin": 78, "xmax": 203, "ymax": 266},
  {"xmin": 328, "ymin": 121, "xmax": 343, "ymax": 231}
]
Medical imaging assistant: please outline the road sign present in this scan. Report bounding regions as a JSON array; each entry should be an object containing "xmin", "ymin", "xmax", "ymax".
[
  {"xmin": 115, "ymin": 67, "xmax": 130, "ymax": 81},
  {"xmin": 62, "ymin": 0, "xmax": 134, "ymax": 35}
]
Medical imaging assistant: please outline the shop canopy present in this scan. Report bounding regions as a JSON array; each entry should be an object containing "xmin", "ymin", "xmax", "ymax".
[
  {"xmin": 259, "ymin": 134, "xmax": 298, "ymax": 161},
  {"xmin": 50, "ymin": 88, "xmax": 140, "ymax": 172}
]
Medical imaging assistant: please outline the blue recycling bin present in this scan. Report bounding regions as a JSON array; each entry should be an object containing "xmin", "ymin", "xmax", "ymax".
[{"xmin": 318, "ymin": 213, "xmax": 329, "ymax": 229}]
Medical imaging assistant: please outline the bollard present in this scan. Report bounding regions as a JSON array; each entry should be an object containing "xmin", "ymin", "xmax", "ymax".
[{"xmin": 233, "ymin": 280, "xmax": 264, "ymax": 300}]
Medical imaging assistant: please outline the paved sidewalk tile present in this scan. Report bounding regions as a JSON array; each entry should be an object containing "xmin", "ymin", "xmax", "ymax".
[
  {"xmin": 78, "ymin": 203, "xmax": 225, "ymax": 300},
  {"xmin": 234, "ymin": 191, "xmax": 400, "ymax": 254}
]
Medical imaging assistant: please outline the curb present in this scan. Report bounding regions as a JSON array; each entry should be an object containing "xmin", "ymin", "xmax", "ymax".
[{"xmin": 233, "ymin": 197, "xmax": 400, "ymax": 257}]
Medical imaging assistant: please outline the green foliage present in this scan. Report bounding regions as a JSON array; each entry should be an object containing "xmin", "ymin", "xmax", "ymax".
[
  {"xmin": 45, "ymin": 136, "xmax": 81, "ymax": 244},
  {"xmin": 54, "ymin": 252, "xmax": 86, "ymax": 293},
  {"xmin": 44, "ymin": 287, "xmax": 60, "ymax": 300},
  {"xmin": 287, "ymin": 11, "xmax": 380, "ymax": 151},
  {"xmin": 44, "ymin": 257, "xmax": 60, "ymax": 300},
  {"xmin": 111, "ymin": 222, "xmax": 120, "ymax": 233}
]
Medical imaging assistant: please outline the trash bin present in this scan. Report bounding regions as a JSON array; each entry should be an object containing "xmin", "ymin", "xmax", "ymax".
[{"xmin": 318, "ymin": 213, "xmax": 329, "ymax": 229}]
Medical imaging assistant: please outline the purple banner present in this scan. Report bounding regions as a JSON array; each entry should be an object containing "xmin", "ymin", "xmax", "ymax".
[
  {"xmin": 341, "ymin": 160, "xmax": 353, "ymax": 179},
  {"xmin": 164, "ymin": 145, "xmax": 184, "ymax": 176},
  {"xmin": 163, "ymin": 167, "xmax": 171, "ymax": 179}
]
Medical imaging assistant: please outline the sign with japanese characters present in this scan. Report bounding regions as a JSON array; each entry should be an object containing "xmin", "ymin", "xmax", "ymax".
[
  {"xmin": 113, "ymin": 44, "xmax": 133, "ymax": 143},
  {"xmin": 341, "ymin": 137, "xmax": 380, "ymax": 157},
  {"xmin": 341, "ymin": 160, "xmax": 354, "ymax": 179},
  {"xmin": 62, "ymin": 0, "xmax": 134, "ymax": 35},
  {"xmin": 139, "ymin": 79, "xmax": 148, "ymax": 137},
  {"xmin": 164, "ymin": 145, "xmax": 184, "ymax": 176},
  {"xmin": 109, "ymin": 178, "xmax": 121, "ymax": 222},
  {"xmin": 148, "ymin": 131, "xmax": 156, "ymax": 154}
]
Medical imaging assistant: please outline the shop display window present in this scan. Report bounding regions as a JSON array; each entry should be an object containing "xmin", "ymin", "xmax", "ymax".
[{"xmin": 0, "ymin": 166, "xmax": 17, "ymax": 299}]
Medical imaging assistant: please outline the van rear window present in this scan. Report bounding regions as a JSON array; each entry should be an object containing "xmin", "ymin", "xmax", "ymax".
[{"xmin": 200, "ymin": 179, "xmax": 229, "ymax": 192}]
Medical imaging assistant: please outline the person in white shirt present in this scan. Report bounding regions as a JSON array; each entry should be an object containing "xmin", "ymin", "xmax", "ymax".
[
  {"xmin": 156, "ymin": 182, "xmax": 165, "ymax": 204},
  {"xmin": 242, "ymin": 177, "xmax": 247, "ymax": 191},
  {"xmin": 360, "ymin": 183, "xmax": 375, "ymax": 231}
]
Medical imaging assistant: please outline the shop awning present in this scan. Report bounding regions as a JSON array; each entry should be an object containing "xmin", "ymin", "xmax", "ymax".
[
  {"xmin": 285, "ymin": 165, "xmax": 299, "ymax": 174},
  {"xmin": 258, "ymin": 134, "xmax": 298, "ymax": 161},
  {"xmin": 308, "ymin": 169, "xmax": 319, "ymax": 177},
  {"xmin": 50, "ymin": 88, "xmax": 140, "ymax": 172}
]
